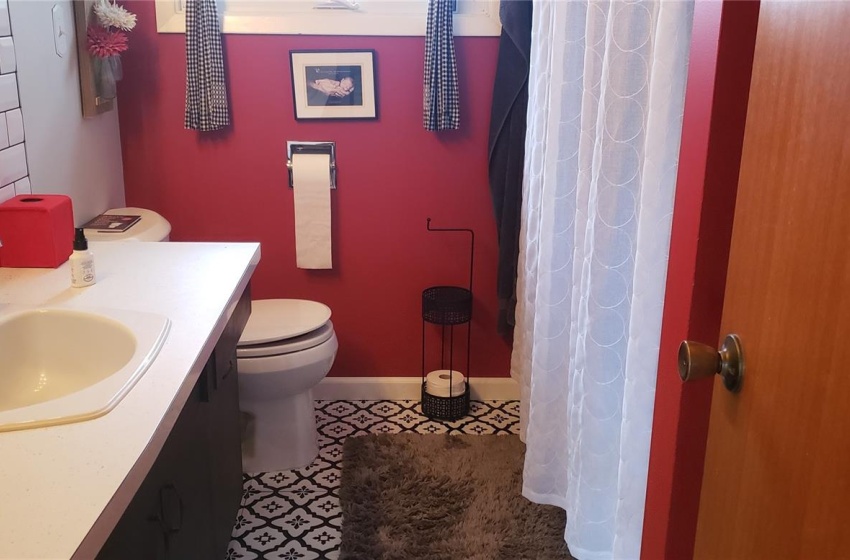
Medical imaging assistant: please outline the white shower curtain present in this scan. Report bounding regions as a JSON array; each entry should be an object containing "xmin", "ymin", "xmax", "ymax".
[{"xmin": 511, "ymin": 2, "xmax": 693, "ymax": 559}]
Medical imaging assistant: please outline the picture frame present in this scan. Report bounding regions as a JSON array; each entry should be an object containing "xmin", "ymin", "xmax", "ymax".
[{"xmin": 289, "ymin": 50, "xmax": 378, "ymax": 120}]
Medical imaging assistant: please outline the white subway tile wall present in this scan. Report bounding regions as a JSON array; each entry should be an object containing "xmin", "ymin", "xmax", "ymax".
[
  {"xmin": 0, "ymin": 143, "xmax": 26, "ymax": 186},
  {"xmin": 0, "ymin": 73, "xmax": 17, "ymax": 111},
  {"xmin": 14, "ymin": 175, "xmax": 29, "ymax": 194},
  {"xmin": 6, "ymin": 107, "xmax": 21, "ymax": 144},
  {"xmin": 0, "ymin": 183, "xmax": 13, "ymax": 203},
  {"xmin": 0, "ymin": 12, "xmax": 29, "ymax": 195},
  {"xmin": 0, "ymin": 37, "xmax": 14, "ymax": 74},
  {"xmin": 0, "ymin": 112, "xmax": 7, "ymax": 150},
  {"xmin": 0, "ymin": 0, "xmax": 9, "ymax": 38}
]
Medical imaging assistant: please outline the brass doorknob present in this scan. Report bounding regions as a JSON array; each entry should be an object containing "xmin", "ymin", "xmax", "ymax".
[{"xmin": 678, "ymin": 334, "xmax": 744, "ymax": 392}]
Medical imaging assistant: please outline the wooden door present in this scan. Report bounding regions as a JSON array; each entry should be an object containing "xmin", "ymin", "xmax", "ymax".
[{"xmin": 693, "ymin": 2, "xmax": 850, "ymax": 558}]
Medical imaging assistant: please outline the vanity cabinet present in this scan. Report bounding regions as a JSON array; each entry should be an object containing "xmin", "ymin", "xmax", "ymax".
[{"xmin": 96, "ymin": 288, "xmax": 251, "ymax": 560}]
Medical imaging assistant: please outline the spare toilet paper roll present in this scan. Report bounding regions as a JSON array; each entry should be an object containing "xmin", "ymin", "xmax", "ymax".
[
  {"xmin": 292, "ymin": 153, "xmax": 332, "ymax": 269},
  {"xmin": 425, "ymin": 370, "xmax": 467, "ymax": 398}
]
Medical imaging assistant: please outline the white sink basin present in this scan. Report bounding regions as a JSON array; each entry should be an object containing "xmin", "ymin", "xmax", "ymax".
[{"xmin": 0, "ymin": 306, "xmax": 170, "ymax": 432}]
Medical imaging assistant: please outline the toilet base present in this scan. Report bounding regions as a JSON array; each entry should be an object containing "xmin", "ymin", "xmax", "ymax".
[{"xmin": 240, "ymin": 389, "xmax": 318, "ymax": 473}]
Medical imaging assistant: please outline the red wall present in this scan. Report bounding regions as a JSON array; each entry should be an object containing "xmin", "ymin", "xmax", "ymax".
[{"xmin": 117, "ymin": 3, "xmax": 511, "ymax": 377}]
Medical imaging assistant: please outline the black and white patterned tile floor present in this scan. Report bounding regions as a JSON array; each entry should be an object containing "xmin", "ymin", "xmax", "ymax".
[{"xmin": 225, "ymin": 400, "xmax": 521, "ymax": 560}]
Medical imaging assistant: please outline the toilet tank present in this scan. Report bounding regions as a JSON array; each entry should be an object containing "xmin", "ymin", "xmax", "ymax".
[{"xmin": 83, "ymin": 208, "xmax": 171, "ymax": 242}]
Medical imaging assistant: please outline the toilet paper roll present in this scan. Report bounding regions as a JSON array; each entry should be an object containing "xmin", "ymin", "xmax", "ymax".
[
  {"xmin": 426, "ymin": 380, "xmax": 467, "ymax": 398},
  {"xmin": 425, "ymin": 370, "xmax": 467, "ymax": 398},
  {"xmin": 292, "ymin": 153, "xmax": 332, "ymax": 269}
]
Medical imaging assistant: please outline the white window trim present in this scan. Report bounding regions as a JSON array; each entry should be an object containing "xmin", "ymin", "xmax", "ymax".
[{"xmin": 155, "ymin": 0, "xmax": 501, "ymax": 36}]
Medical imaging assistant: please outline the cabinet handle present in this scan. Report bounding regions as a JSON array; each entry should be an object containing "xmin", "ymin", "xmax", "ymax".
[
  {"xmin": 222, "ymin": 357, "xmax": 236, "ymax": 380},
  {"xmin": 156, "ymin": 483, "xmax": 184, "ymax": 534}
]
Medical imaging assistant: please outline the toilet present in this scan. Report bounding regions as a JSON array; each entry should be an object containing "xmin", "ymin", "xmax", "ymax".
[
  {"xmin": 89, "ymin": 208, "xmax": 338, "ymax": 472},
  {"xmin": 236, "ymin": 299, "xmax": 338, "ymax": 473},
  {"xmin": 83, "ymin": 207, "xmax": 172, "ymax": 242}
]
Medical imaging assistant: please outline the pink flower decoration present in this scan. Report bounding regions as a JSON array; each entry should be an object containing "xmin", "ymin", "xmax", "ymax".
[{"xmin": 87, "ymin": 25, "xmax": 129, "ymax": 57}]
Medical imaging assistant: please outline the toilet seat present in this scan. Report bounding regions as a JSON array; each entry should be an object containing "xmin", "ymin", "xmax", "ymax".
[
  {"xmin": 237, "ymin": 299, "xmax": 334, "ymax": 358},
  {"xmin": 239, "ymin": 299, "xmax": 331, "ymax": 345},
  {"xmin": 237, "ymin": 321, "xmax": 334, "ymax": 358}
]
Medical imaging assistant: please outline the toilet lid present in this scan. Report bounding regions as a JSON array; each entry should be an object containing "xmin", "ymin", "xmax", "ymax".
[
  {"xmin": 84, "ymin": 207, "xmax": 172, "ymax": 242},
  {"xmin": 239, "ymin": 299, "xmax": 332, "ymax": 346},
  {"xmin": 237, "ymin": 321, "xmax": 334, "ymax": 358}
]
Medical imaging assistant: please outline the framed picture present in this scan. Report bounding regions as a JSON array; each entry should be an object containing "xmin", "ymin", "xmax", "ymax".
[{"xmin": 290, "ymin": 50, "xmax": 378, "ymax": 120}]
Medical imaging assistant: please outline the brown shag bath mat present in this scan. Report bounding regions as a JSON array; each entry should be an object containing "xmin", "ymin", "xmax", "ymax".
[{"xmin": 339, "ymin": 434, "xmax": 574, "ymax": 560}]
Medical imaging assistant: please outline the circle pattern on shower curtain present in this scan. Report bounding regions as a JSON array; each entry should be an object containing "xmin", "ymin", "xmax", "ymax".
[{"xmin": 511, "ymin": 1, "xmax": 695, "ymax": 558}]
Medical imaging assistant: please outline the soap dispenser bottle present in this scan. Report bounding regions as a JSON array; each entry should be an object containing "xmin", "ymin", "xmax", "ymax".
[{"xmin": 70, "ymin": 228, "xmax": 96, "ymax": 288}]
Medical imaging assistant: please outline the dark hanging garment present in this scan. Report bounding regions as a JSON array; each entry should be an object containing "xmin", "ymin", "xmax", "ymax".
[
  {"xmin": 488, "ymin": 0, "xmax": 532, "ymax": 335},
  {"xmin": 184, "ymin": 0, "xmax": 230, "ymax": 131},
  {"xmin": 423, "ymin": 0, "xmax": 460, "ymax": 131}
]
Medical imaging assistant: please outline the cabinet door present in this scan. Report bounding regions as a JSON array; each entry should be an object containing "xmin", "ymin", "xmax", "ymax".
[
  {"xmin": 156, "ymin": 380, "xmax": 213, "ymax": 560},
  {"xmin": 95, "ymin": 383, "xmax": 210, "ymax": 560},
  {"xmin": 96, "ymin": 472, "xmax": 167, "ymax": 560}
]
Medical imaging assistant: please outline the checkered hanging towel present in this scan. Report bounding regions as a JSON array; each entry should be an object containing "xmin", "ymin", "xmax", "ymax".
[
  {"xmin": 423, "ymin": 0, "xmax": 460, "ymax": 130},
  {"xmin": 184, "ymin": 0, "xmax": 230, "ymax": 131}
]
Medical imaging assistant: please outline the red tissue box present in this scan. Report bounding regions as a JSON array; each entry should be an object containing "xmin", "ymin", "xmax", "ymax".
[{"xmin": 0, "ymin": 195, "xmax": 74, "ymax": 268}]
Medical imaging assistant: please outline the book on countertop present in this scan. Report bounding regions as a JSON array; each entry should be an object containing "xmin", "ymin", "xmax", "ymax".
[{"xmin": 81, "ymin": 214, "xmax": 142, "ymax": 233}]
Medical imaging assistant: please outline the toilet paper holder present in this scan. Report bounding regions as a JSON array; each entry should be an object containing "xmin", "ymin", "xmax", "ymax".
[{"xmin": 286, "ymin": 141, "xmax": 337, "ymax": 189}]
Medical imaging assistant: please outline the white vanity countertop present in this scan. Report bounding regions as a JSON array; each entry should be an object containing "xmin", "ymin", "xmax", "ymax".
[{"xmin": 0, "ymin": 241, "xmax": 261, "ymax": 560}]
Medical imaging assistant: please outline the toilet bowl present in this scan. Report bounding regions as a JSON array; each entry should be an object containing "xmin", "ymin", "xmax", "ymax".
[{"xmin": 237, "ymin": 299, "xmax": 338, "ymax": 472}]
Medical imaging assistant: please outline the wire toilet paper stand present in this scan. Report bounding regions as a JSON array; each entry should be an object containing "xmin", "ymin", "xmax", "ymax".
[{"xmin": 421, "ymin": 218, "xmax": 474, "ymax": 420}]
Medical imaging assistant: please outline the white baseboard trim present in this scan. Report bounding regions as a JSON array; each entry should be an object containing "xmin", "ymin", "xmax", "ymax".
[{"xmin": 313, "ymin": 377, "xmax": 520, "ymax": 401}]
